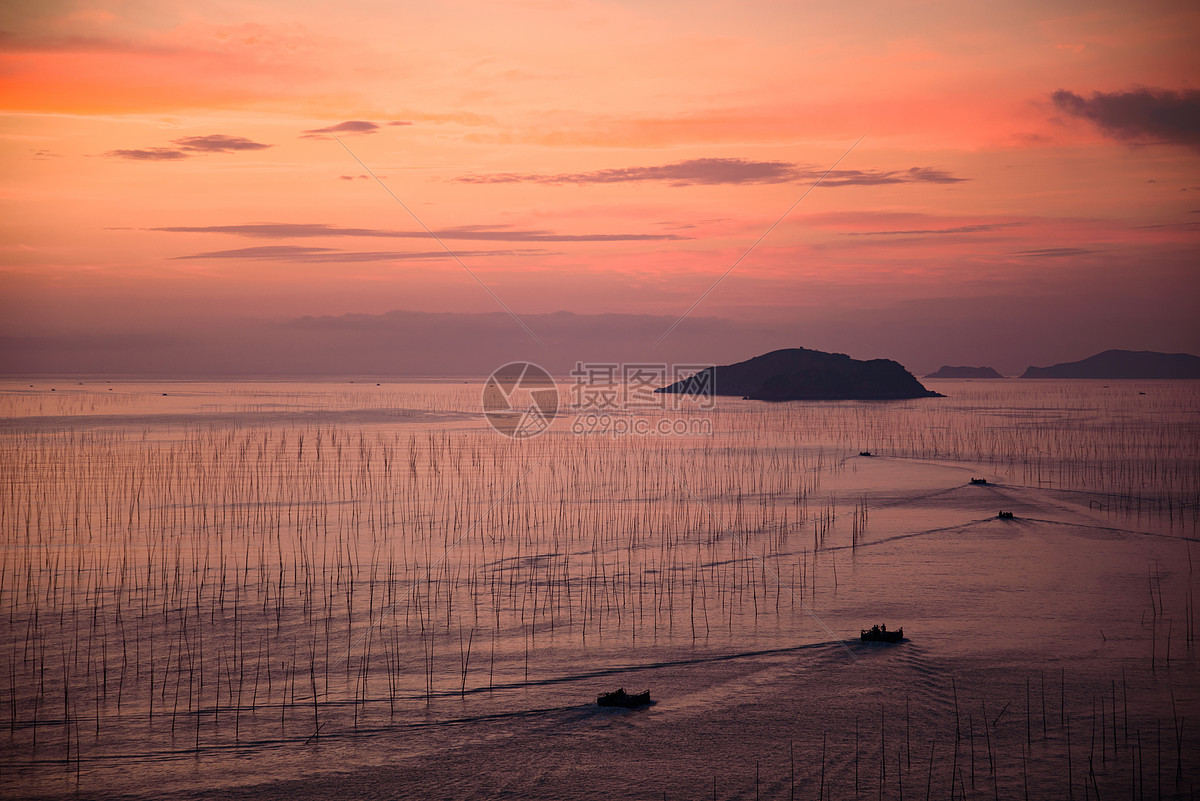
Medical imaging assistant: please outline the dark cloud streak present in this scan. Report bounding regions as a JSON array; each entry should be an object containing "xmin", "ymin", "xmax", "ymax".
[
  {"xmin": 104, "ymin": 147, "xmax": 190, "ymax": 161},
  {"xmin": 1013, "ymin": 247, "xmax": 1100, "ymax": 258},
  {"xmin": 300, "ymin": 120, "xmax": 411, "ymax": 139},
  {"xmin": 847, "ymin": 222, "xmax": 1026, "ymax": 236},
  {"xmin": 821, "ymin": 167, "xmax": 966, "ymax": 186},
  {"xmin": 171, "ymin": 245, "xmax": 553, "ymax": 262},
  {"xmin": 1052, "ymin": 88, "xmax": 1200, "ymax": 151},
  {"xmin": 454, "ymin": 158, "xmax": 967, "ymax": 187},
  {"xmin": 301, "ymin": 120, "xmax": 380, "ymax": 139},
  {"xmin": 149, "ymin": 223, "xmax": 688, "ymax": 242},
  {"xmin": 103, "ymin": 134, "xmax": 270, "ymax": 160},
  {"xmin": 173, "ymin": 135, "xmax": 271, "ymax": 152}
]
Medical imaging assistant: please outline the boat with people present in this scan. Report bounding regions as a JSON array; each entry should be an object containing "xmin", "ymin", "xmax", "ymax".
[
  {"xmin": 597, "ymin": 688, "xmax": 651, "ymax": 708},
  {"xmin": 860, "ymin": 624, "xmax": 903, "ymax": 643}
]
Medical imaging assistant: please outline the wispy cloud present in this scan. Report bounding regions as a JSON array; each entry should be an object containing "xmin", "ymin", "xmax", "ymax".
[
  {"xmin": 1012, "ymin": 247, "xmax": 1100, "ymax": 258},
  {"xmin": 459, "ymin": 158, "xmax": 803, "ymax": 186},
  {"xmin": 103, "ymin": 134, "xmax": 271, "ymax": 160},
  {"xmin": 148, "ymin": 222, "xmax": 689, "ymax": 242},
  {"xmin": 302, "ymin": 120, "xmax": 379, "ymax": 139},
  {"xmin": 453, "ymin": 157, "xmax": 967, "ymax": 187},
  {"xmin": 104, "ymin": 148, "xmax": 190, "ymax": 161},
  {"xmin": 847, "ymin": 222, "xmax": 1026, "ymax": 236},
  {"xmin": 172, "ymin": 135, "xmax": 271, "ymax": 153},
  {"xmin": 1134, "ymin": 221, "xmax": 1200, "ymax": 229},
  {"xmin": 171, "ymin": 245, "xmax": 552, "ymax": 262},
  {"xmin": 301, "ymin": 120, "xmax": 414, "ymax": 140},
  {"xmin": 821, "ymin": 167, "xmax": 966, "ymax": 186},
  {"xmin": 1052, "ymin": 88, "xmax": 1200, "ymax": 151}
]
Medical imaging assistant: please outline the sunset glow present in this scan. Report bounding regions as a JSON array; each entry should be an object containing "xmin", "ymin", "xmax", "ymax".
[
  {"xmin": 2, "ymin": 0, "xmax": 1198, "ymax": 374},
  {"xmin": 3, "ymin": 6, "xmax": 1200, "ymax": 798}
]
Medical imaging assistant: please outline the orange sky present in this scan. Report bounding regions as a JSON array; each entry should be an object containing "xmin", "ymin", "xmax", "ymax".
[{"xmin": 2, "ymin": 0, "xmax": 1198, "ymax": 374}]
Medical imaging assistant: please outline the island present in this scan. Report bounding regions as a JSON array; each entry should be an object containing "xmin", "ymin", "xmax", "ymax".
[
  {"xmin": 655, "ymin": 347, "xmax": 944, "ymax": 401},
  {"xmin": 1020, "ymin": 350, "xmax": 1200, "ymax": 379},
  {"xmin": 924, "ymin": 366, "xmax": 1003, "ymax": 379}
]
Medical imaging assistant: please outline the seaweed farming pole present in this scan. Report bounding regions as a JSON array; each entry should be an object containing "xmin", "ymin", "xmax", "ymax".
[
  {"xmin": 925, "ymin": 735, "xmax": 936, "ymax": 801},
  {"xmin": 820, "ymin": 729, "xmax": 827, "ymax": 801},
  {"xmin": 346, "ymin": 462, "xmax": 540, "ymax": 659},
  {"xmin": 879, "ymin": 706, "xmax": 885, "ymax": 801},
  {"xmin": 906, "ymin": 695, "xmax": 912, "ymax": 771},
  {"xmin": 660, "ymin": 460, "xmax": 859, "ymax": 662},
  {"xmin": 790, "ymin": 739, "xmax": 795, "ymax": 801},
  {"xmin": 1066, "ymin": 712, "xmax": 1074, "ymax": 801}
]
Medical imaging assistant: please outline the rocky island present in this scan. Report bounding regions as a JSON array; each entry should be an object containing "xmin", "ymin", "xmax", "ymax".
[
  {"xmin": 925, "ymin": 366, "xmax": 1003, "ymax": 378},
  {"xmin": 655, "ymin": 347, "xmax": 943, "ymax": 401},
  {"xmin": 1020, "ymin": 350, "xmax": 1200, "ymax": 379}
]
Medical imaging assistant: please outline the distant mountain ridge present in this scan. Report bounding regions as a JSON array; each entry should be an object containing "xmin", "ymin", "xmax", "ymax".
[
  {"xmin": 1021, "ymin": 350, "xmax": 1200, "ymax": 379},
  {"xmin": 655, "ymin": 347, "xmax": 943, "ymax": 401},
  {"xmin": 925, "ymin": 366, "xmax": 1003, "ymax": 378}
]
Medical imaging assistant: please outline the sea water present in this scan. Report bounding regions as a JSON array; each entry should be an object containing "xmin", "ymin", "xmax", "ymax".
[{"xmin": 0, "ymin": 378, "xmax": 1196, "ymax": 799}]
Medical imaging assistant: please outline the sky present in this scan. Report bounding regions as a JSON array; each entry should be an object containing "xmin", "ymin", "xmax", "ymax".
[{"xmin": 2, "ymin": 0, "xmax": 1198, "ymax": 376}]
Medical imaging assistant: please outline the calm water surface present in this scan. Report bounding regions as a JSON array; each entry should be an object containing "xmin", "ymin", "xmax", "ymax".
[{"xmin": 1, "ymin": 378, "xmax": 1197, "ymax": 799}]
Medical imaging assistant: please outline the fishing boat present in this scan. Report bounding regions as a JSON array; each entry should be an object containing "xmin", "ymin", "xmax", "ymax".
[
  {"xmin": 597, "ymin": 688, "xmax": 651, "ymax": 708},
  {"xmin": 860, "ymin": 625, "xmax": 903, "ymax": 643}
]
